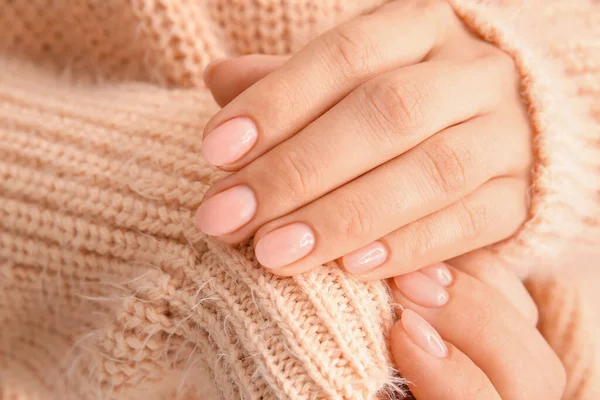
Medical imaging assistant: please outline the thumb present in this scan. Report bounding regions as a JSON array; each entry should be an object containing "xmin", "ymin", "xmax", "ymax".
[{"xmin": 204, "ymin": 54, "xmax": 288, "ymax": 107}]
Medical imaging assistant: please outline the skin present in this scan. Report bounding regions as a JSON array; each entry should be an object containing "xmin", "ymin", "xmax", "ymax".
[
  {"xmin": 201, "ymin": 2, "xmax": 565, "ymax": 395},
  {"xmin": 387, "ymin": 250, "xmax": 566, "ymax": 400},
  {"xmin": 196, "ymin": 0, "xmax": 532, "ymax": 279}
]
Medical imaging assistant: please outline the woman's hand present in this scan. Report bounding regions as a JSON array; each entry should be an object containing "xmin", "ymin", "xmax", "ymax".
[
  {"xmin": 196, "ymin": 0, "xmax": 532, "ymax": 279},
  {"xmin": 389, "ymin": 250, "xmax": 566, "ymax": 400}
]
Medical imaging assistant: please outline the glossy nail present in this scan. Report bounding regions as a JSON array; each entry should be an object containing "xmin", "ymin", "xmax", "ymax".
[
  {"xmin": 195, "ymin": 185, "xmax": 256, "ymax": 236},
  {"xmin": 255, "ymin": 223, "xmax": 315, "ymax": 269},
  {"xmin": 401, "ymin": 309, "xmax": 448, "ymax": 358},
  {"xmin": 201, "ymin": 117, "xmax": 258, "ymax": 166},
  {"xmin": 394, "ymin": 272, "xmax": 449, "ymax": 308},
  {"xmin": 421, "ymin": 263, "xmax": 453, "ymax": 287},
  {"xmin": 342, "ymin": 241, "xmax": 388, "ymax": 274}
]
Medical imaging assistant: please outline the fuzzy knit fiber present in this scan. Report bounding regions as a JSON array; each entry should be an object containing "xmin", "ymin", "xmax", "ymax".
[{"xmin": 0, "ymin": 1, "xmax": 599, "ymax": 399}]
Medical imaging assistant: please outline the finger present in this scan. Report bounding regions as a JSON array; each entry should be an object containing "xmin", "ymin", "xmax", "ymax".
[
  {"xmin": 244, "ymin": 113, "xmax": 524, "ymax": 274},
  {"xmin": 448, "ymin": 249, "xmax": 538, "ymax": 325},
  {"xmin": 390, "ymin": 267, "xmax": 567, "ymax": 400},
  {"xmin": 204, "ymin": 55, "xmax": 287, "ymax": 107},
  {"xmin": 200, "ymin": 1, "xmax": 455, "ymax": 169},
  {"xmin": 343, "ymin": 177, "xmax": 527, "ymax": 280},
  {"xmin": 198, "ymin": 59, "xmax": 517, "ymax": 240},
  {"xmin": 390, "ymin": 309, "xmax": 501, "ymax": 400}
]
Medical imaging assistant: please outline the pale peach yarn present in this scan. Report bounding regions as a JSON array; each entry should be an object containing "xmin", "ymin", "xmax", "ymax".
[{"xmin": 0, "ymin": 1, "xmax": 598, "ymax": 400}]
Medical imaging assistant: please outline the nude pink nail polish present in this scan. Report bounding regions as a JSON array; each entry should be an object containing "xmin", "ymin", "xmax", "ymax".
[
  {"xmin": 201, "ymin": 117, "xmax": 258, "ymax": 166},
  {"xmin": 342, "ymin": 241, "xmax": 388, "ymax": 274},
  {"xmin": 401, "ymin": 309, "xmax": 448, "ymax": 358},
  {"xmin": 394, "ymin": 272, "xmax": 449, "ymax": 308},
  {"xmin": 421, "ymin": 263, "xmax": 453, "ymax": 287},
  {"xmin": 254, "ymin": 223, "xmax": 315, "ymax": 269},
  {"xmin": 195, "ymin": 185, "xmax": 256, "ymax": 236}
]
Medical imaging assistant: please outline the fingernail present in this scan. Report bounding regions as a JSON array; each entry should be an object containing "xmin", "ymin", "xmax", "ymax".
[
  {"xmin": 195, "ymin": 185, "xmax": 256, "ymax": 236},
  {"xmin": 255, "ymin": 223, "xmax": 315, "ymax": 269},
  {"xmin": 203, "ymin": 58, "xmax": 226, "ymax": 84},
  {"xmin": 401, "ymin": 309, "xmax": 448, "ymax": 358},
  {"xmin": 394, "ymin": 272, "xmax": 449, "ymax": 308},
  {"xmin": 421, "ymin": 263, "xmax": 453, "ymax": 287},
  {"xmin": 342, "ymin": 241, "xmax": 388, "ymax": 274},
  {"xmin": 201, "ymin": 117, "xmax": 258, "ymax": 166}
]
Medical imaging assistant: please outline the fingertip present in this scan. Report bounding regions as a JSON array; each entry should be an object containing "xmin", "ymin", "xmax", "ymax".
[{"xmin": 204, "ymin": 58, "xmax": 228, "ymax": 86}]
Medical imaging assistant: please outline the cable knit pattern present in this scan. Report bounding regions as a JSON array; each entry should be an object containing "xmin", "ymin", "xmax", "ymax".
[{"xmin": 0, "ymin": 0, "xmax": 599, "ymax": 399}]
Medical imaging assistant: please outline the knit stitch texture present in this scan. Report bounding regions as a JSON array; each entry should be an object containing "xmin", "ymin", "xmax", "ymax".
[{"xmin": 0, "ymin": 1, "xmax": 599, "ymax": 399}]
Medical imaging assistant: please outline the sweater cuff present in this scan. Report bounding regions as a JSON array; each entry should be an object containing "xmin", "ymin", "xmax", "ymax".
[{"xmin": 447, "ymin": 0, "xmax": 600, "ymax": 276}]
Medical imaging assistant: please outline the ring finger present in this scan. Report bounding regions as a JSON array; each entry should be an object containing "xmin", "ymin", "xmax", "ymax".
[
  {"xmin": 343, "ymin": 177, "xmax": 527, "ymax": 280},
  {"xmin": 250, "ymin": 112, "xmax": 526, "ymax": 275}
]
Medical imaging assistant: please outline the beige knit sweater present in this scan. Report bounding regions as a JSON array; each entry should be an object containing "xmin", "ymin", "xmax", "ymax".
[{"xmin": 0, "ymin": 1, "xmax": 598, "ymax": 399}]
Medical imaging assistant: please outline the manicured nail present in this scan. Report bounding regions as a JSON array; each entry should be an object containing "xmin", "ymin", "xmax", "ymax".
[
  {"xmin": 255, "ymin": 223, "xmax": 315, "ymax": 269},
  {"xmin": 421, "ymin": 263, "xmax": 453, "ymax": 287},
  {"xmin": 342, "ymin": 241, "xmax": 388, "ymax": 274},
  {"xmin": 394, "ymin": 272, "xmax": 449, "ymax": 308},
  {"xmin": 195, "ymin": 185, "xmax": 256, "ymax": 236},
  {"xmin": 401, "ymin": 309, "xmax": 448, "ymax": 358},
  {"xmin": 201, "ymin": 117, "xmax": 258, "ymax": 166}
]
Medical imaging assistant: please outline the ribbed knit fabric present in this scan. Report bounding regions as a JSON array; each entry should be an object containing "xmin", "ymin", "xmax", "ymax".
[{"xmin": 0, "ymin": 1, "xmax": 598, "ymax": 399}]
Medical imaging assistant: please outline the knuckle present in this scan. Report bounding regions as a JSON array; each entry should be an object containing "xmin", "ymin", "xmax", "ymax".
[
  {"xmin": 405, "ymin": 219, "xmax": 437, "ymax": 261},
  {"xmin": 456, "ymin": 198, "xmax": 490, "ymax": 240},
  {"xmin": 270, "ymin": 149, "xmax": 316, "ymax": 205},
  {"xmin": 361, "ymin": 77, "xmax": 427, "ymax": 135},
  {"xmin": 326, "ymin": 21, "xmax": 376, "ymax": 79},
  {"xmin": 422, "ymin": 137, "xmax": 474, "ymax": 197},
  {"xmin": 388, "ymin": 222, "xmax": 434, "ymax": 266},
  {"xmin": 333, "ymin": 193, "xmax": 375, "ymax": 240}
]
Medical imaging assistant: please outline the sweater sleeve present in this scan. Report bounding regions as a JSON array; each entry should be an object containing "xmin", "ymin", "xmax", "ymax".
[
  {"xmin": 446, "ymin": 0, "xmax": 600, "ymax": 277},
  {"xmin": 0, "ymin": 56, "xmax": 402, "ymax": 400}
]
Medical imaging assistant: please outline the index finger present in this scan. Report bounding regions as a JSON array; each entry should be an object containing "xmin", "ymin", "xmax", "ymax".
[{"xmin": 200, "ymin": 1, "xmax": 454, "ymax": 169}]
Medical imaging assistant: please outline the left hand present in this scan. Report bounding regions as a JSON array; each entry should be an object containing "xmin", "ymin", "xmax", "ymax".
[
  {"xmin": 196, "ymin": 0, "xmax": 532, "ymax": 280},
  {"xmin": 388, "ymin": 251, "xmax": 565, "ymax": 399}
]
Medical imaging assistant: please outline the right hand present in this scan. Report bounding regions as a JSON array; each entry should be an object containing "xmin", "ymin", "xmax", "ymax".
[
  {"xmin": 204, "ymin": 60, "xmax": 565, "ymax": 398},
  {"xmin": 198, "ymin": 1, "xmax": 531, "ymax": 281},
  {"xmin": 388, "ymin": 250, "xmax": 566, "ymax": 400}
]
